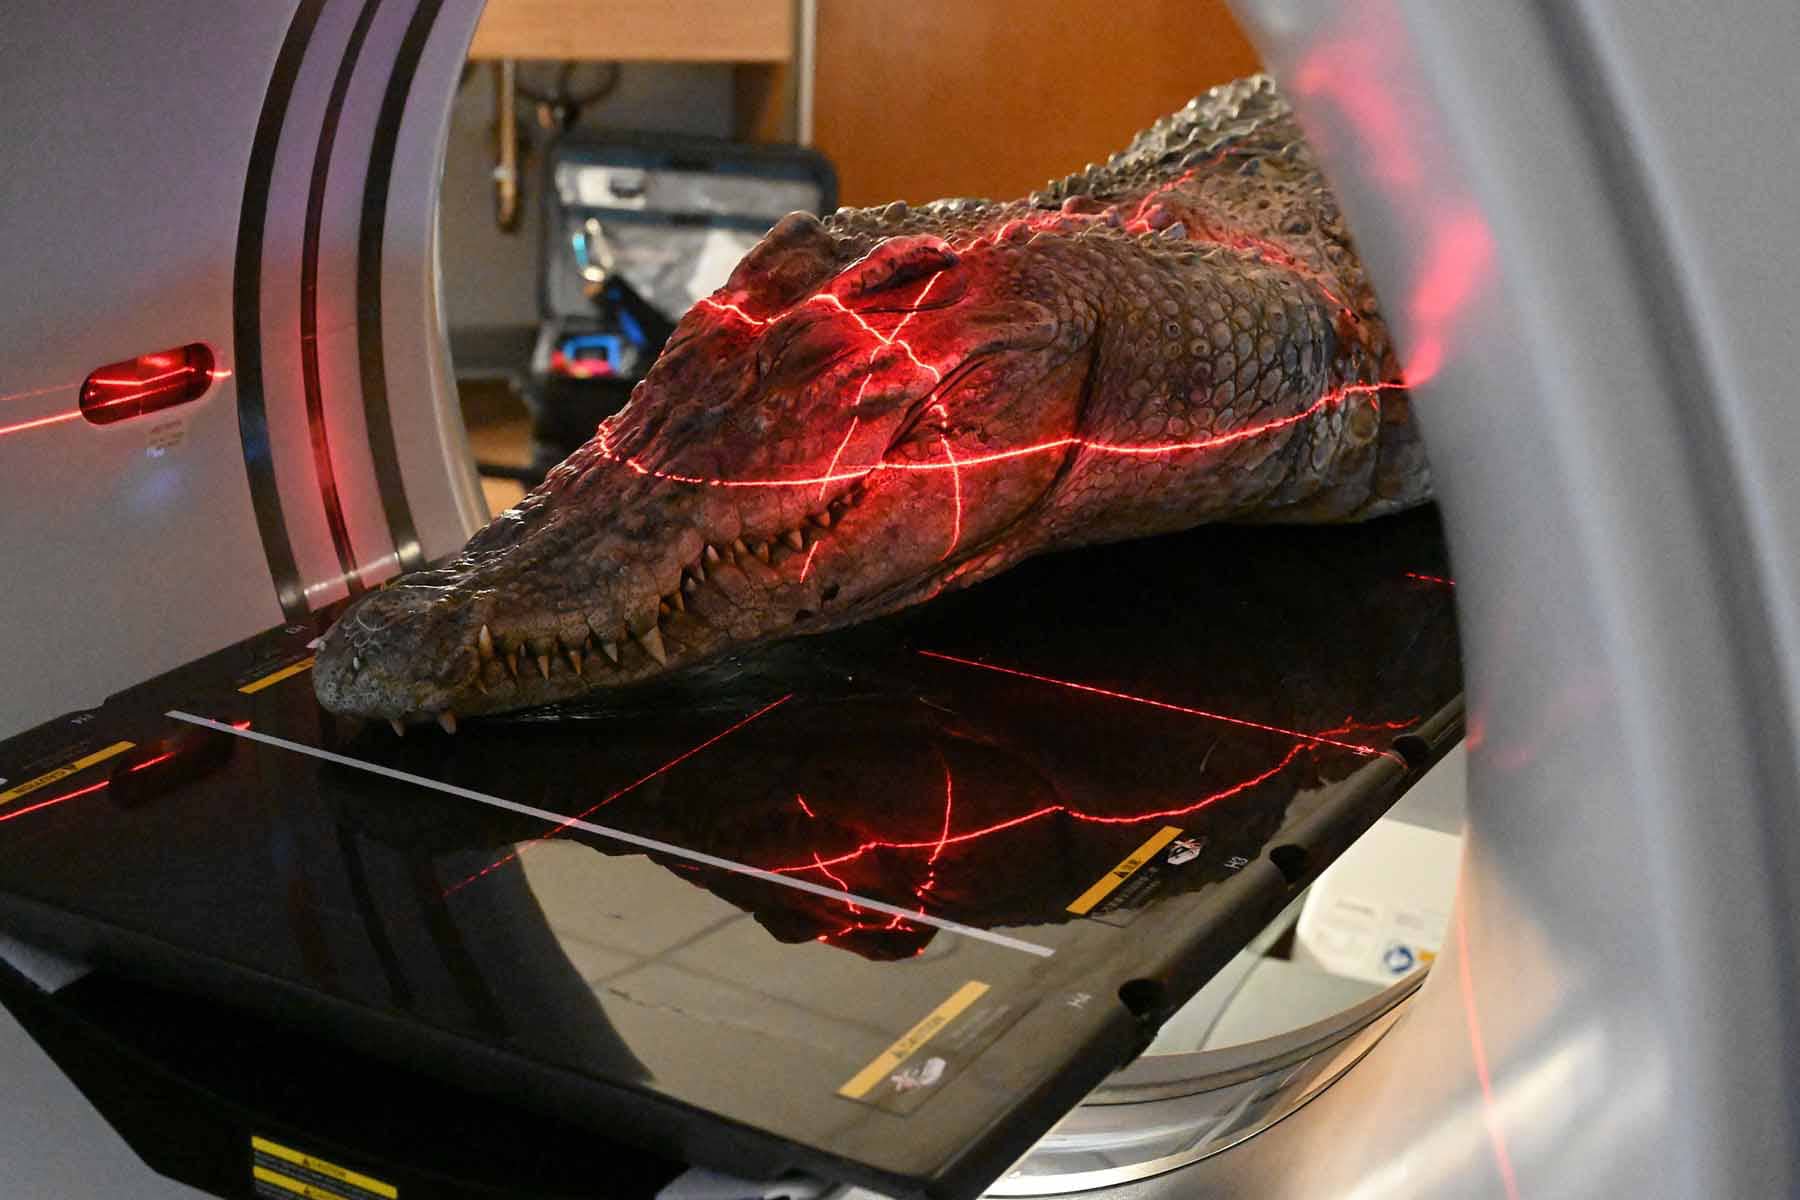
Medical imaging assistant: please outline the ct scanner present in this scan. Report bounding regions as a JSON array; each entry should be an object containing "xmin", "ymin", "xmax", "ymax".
[{"xmin": 3, "ymin": 1, "xmax": 1799, "ymax": 1197}]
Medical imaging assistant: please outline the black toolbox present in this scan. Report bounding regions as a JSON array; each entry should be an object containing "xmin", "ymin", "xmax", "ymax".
[{"xmin": 521, "ymin": 132, "xmax": 836, "ymax": 480}]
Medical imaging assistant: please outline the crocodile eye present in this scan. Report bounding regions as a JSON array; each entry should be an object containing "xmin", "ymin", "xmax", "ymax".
[{"xmin": 838, "ymin": 235, "xmax": 960, "ymax": 299}]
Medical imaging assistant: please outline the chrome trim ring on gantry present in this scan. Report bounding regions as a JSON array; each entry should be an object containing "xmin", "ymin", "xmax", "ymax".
[{"xmin": 990, "ymin": 972, "xmax": 1423, "ymax": 1195}]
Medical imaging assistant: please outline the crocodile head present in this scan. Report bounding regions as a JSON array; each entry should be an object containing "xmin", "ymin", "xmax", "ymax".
[
  {"xmin": 314, "ymin": 210, "xmax": 1103, "ymax": 725},
  {"xmin": 315, "ymin": 78, "xmax": 1424, "ymax": 729}
]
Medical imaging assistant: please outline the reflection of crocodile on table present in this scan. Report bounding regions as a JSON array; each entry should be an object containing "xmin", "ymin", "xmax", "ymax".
[{"xmin": 0, "ymin": 508, "xmax": 1459, "ymax": 1200}]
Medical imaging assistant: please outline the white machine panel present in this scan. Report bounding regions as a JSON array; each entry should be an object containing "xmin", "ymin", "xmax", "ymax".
[
  {"xmin": 0, "ymin": 0, "xmax": 484, "ymax": 741},
  {"xmin": 0, "ymin": 5, "xmax": 299, "ymax": 739}
]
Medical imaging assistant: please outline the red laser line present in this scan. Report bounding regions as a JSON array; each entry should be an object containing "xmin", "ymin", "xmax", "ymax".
[
  {"xmin": 0, "ymin": 727, "xmax": 264, "ymax": 825},
  {"xmin": 1333, "ymin": 715, "xmax": 1422, "ymax": 735},
  {"xmin": 697, "ymin": 287, "xmax": 944, "ymax": 386},
  {"xmin": 795, "ymin": 793, "xmax": 816, "ymax": 818},
  {"xmin": 796, "ymin": 735, "xmax": 1354, "ymax": 874},
  {"xmin": 804, "ymin": 376, "xmax": 870, "ymax": 584},
  {"xmin": 1455, "ymin": 902, "xmax": 1523, "ymax": 1200},
  {"xmin": 84, "ymin": 389, "xmax": 176, "ymax": 412},
  {"xmin": 935, "ymin": 418, "xmax": 963, "ymax": 559},
  {"xmin": 883, "ymin": 270, "xmax": 945, "ymax": 341},
  {"xmin": 1404, "ymin": 571, "xmax": 1456, "ymax": 587},
  {"xmin": 83, "ymin": 366, "xmax": 227, "ymax": 411},
  {"xmin": 84, "ymin": 366, "xmax": 195, "ymax": 389},
  {"xmin": 0, "ymin": 777, "xmax": 110, "ymax": 825},
  {"xmin": 777, "ymin": 707, "xmax": 1399, "ymax": 885},
  {"xmin": 776, "ymin": 740, "xmax": 1313, "ymax": 879},
  {"xmin": 443, "ymin": 693, "xmax": 793, "ymax": 895},
  {"xmin": 0, "ymin": 410, "xmax": 82, "ymax": 439},
  {"xmin": 685, "ymin": 175, "xmax": 1360, "ymax": 510},
  {"xmin": 658, "ymin": 238, "xmax": 1389, "ymax": 504},
  {"xmin": 793, "ymin": 721, "xmax": 1382, "ymax": 942},
  {"xmin": 812, "ymin": 291, "xmax": 943, "ymax": 384},
  {"xmin": 818, "ymin": 410, "xmax": 863, "ymax": 499},
  {"xmin": 994, "ymin": 146, "xmax": 1357, "ymax": 317},
  {"xmin": 1074, "ymin": 742, "xmax": 1311, "ymax": 823},
  {"xmin": 810, "ymin": 852, "xmax": 861, "ymax": 914},
  {"xmin": 81, "ymin": 379, "xmax": 212, "ymax": 415},
  {"xmin": 928, "ymin": 760, "xmax": 955, "ymax": 865},
  {"xmin": 868, "ymin": 271, "xmax": 953, "ymax": 566},
  {"xmin": 604, "ymin": 382, "xmax": 1394, "ymax": 490},
  {"xmin": 0, "ymin": 381, "xmax": 78, "ymax": 406},
  {"xmin": 787, "ymin": 805, "xmax": 1065, "ymax": 871},
  {"xmin": 0, "ymin": 366, "xmax": 226, "ymax": 440},
  {"xmin": 693, "ymin": 296, "xmax": 767, "ymax": 326},
  {"xmin": 919, "ymin": 650, "xmax": 1395, "ymax": 758}
]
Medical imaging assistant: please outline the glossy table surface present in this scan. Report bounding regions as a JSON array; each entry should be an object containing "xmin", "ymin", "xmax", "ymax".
[{"xmin": 0, "ymin": 509, "xmax": 1460, "ymax": 1199}]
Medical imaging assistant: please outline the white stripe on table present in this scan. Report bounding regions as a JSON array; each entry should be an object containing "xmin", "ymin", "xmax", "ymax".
[{"xmin": 167, "ymin": 710, "xmax": 1055, "ymax": 958}]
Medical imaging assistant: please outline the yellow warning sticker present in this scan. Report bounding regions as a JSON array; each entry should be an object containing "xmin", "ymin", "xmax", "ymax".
[
  {"xmin": 838, "ymin": 981, "xmax": 990, "ymax": 1100},
  {"xmin": 1067, "ymin": 825, "xmax": 1185, "ymax": 915},
  {"xmin": 0, "ymin": 741, "xmax": 134, "ymax": 809},
  {"xmin": 251, "ymin": 1136, "xmax": 397, "ymax": 1200},
  {"xmin": 240, "ymin": 657, "xmax": 315, "ymax": 695}
]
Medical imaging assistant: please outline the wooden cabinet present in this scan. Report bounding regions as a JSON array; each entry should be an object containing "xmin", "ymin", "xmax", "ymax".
[
  {"xmin": 468, "ymin": 0, "xmax": 793, "ymax": 62},
  {"xmin": 812, "ymin": 0, "xmax": 1259, "ymax": 206}
]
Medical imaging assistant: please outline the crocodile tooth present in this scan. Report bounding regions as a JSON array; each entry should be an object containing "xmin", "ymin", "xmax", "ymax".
[
  {"xmin": 783, "ymin": 529, "xmax": 804, "ymax": 551},
  {"xmin": 535, "ymin": 652, "xmax": 552, "ymax": 680},
  {"xmin": 600, "ymin": 640, "xmax": 621, "ymax": 664},
  {"xmin": 732, "ymin": 537, "xmax": 750, "ymax": 558},
  {"xmin": 682, "ymin": 575, "xmax": 699, "ymax": 594},
  {"xmin": 566, "ymin": 646, "xmax": 583, "ymax": 675},
  {"xmin": 668, "ymin": 589, "xmax": 685, "ymax": 613},
  {"xmin": 811, "ymin": 510, "xmax": 832, "ymax": 528},
  {"xmin": 704, "ymin": 544, "xmax": 722, "ymax": 564},
  {"xmin": 474, "ymin": 675, "xmax": 488, "ymax": 694},
  {"xmin": 389, "ymin": 719, "xmax": 406, "ymax": 737},
  {"xmin": 478, "ymin": 624, "xmax": 495, "ymax": 659},
  {"xmin": 437, "ymin": 711, "xmax": 458, "ymax": 734},
  {"xmin": 754, "ymin": 541, "xmax": 772, "ymax": 564},
  {"xmin": 659, "ymin": 600, "xmax": 672, "ymax": 617},
  {"xmin": 506, "ymin": 647, "xmax": 521, "ymax": 679},
  {"xmin": 689, "ymin": 562, "xmax": 706, "ymax": 584},
  {"xmin": 637, "ymin": 625, "xmax": 668, "ymax": 666}
]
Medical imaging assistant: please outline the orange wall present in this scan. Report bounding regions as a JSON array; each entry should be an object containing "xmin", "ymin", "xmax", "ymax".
[{"xmin": 813, "ymin": 0, "xmax": 1262, "ymax": 207}]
